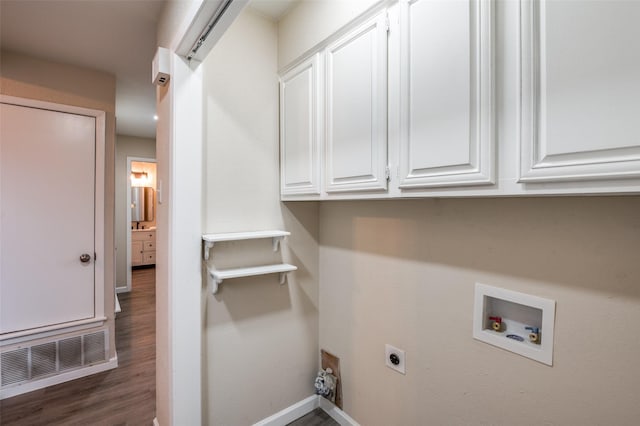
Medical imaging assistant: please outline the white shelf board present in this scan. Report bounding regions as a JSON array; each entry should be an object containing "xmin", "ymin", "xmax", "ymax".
[
  {"xmin": 202, "ymin": 230, "xmax": 290, "ymax": 243},
  {"xmin": 207, "ymin": 263, "xmax": 297, "ymax": 294},
  {"xmin": 202, "ymin": 230, "xmax": 291, "ymax": 260}
]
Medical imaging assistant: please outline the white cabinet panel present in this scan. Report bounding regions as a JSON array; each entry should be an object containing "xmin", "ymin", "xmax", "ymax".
[
  {"xmin": 280, "ymin": 53, "xmax": 322, "ymax": 195},
  {"xmin": 325, "ymin": 12, "xmax": 388, "ymax": 193},
  {"xmin": 398, "ymin": 0, "xmax": 494, "ymax": 188},
  {"xmin": 520, "ymin": 0, "xmax": 640, "ymax": 182}
]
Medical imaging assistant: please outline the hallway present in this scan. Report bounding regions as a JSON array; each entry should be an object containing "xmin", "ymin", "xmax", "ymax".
[{"xmin": 0, "ymin": 268, "xmax": 156, "ymax": 425}]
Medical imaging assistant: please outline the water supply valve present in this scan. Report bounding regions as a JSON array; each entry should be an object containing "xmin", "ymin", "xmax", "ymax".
[
  {"xmin": 489, "ymin": 316, "xmax": 503, "ymax": 332},
  {"xmin": 525, "ymin": 327, "xmax": 540, "ymax": 343}
]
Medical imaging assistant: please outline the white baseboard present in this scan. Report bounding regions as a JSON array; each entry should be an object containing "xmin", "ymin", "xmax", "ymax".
[
  {"xmin": 253, "ymin": 395, "xmax": 319, "ymax": 426},
  {"xmin": 319, "ymin": 397, "xmax": 360, "ymax": 426},
  {"xmin": 0, "ymin": 356, "xmax": 118, "ymax": 400},
  {"xmin": 153, "ymin": 417, "xmax": 160, "ymax": 426},
  {"xmin": 253, "ymin": 395, "xmax": 359, "ymax": 426}
]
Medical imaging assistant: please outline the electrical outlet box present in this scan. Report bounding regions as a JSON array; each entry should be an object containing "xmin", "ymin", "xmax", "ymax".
[
  {"xmin": 385, "ymin": 344, "xmax": 406, "ymax": 374},
  {"xmin": 473, "ymin": 283, "xmax": 556, "ymax": 366}
]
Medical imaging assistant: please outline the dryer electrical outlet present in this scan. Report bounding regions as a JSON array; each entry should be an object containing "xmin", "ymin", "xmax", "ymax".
[{"xmin": 385, "ymin": 344, "xmax": 406, "ymax": 374}]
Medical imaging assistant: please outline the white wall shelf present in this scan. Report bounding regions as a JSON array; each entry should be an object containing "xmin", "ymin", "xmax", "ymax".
[
  {"xmin": 202, "ymin": 230, "xmax": 291, "ymax": 260},
  {"xmin": 202, "ymin": 230, "xmax": 296, "ymax": 294},
  {"xmin": 206, "ymin": 263, "xmax": 297, "ymax": 294}
]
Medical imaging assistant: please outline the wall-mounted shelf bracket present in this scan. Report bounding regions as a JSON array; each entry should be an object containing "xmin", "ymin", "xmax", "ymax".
[
  {"xmin": 202, "ymin": 230, "xmax": 290, "ymax": 260},
  {"xmin": 206, "ymin": 263, "xmax": 297, "ymax": 294},
  {"xmin": 203, "ymin": 240, "xmax": 215, "ymax": 260},
  {"xmin": 272, "ymin": 236, "xmax": 284, "ymax": 252}
]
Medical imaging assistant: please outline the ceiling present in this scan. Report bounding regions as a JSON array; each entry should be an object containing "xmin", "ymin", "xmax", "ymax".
[
  {"xmin": 249, "ymin": 0, "xmax": 299, "ymax": 20},
  {"xmin": 1, "ymin": 0, "xmax": 165, "ymax": 139},
  {"xmin": 0, "ymin": 0, "xmax": 298, "ymax": 139}
]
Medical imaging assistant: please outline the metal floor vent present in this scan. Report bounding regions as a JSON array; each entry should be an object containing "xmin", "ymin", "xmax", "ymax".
[{"xmin": 1, "ymin": 330, "xmax": 108, "ymax": 388}]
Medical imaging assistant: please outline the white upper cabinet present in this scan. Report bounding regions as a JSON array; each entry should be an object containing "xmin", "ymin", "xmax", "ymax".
[
  {"xmin": 325, "ymin": 12, "xmax": 389, "ymax": 193},
  {"xmin": 280, "ymin": 53, "xmax": 322, "ymax": 196},
  {"xmin": 280, "ymin": 0, "xmax": 640, "ymax": 199},
  {"xmin": 519, "ymin": 0, "xmax": 640, "ymax": 183},
  {"xmin": 397, "ymin": 0, "xmax": 494, "ymax": 189}
]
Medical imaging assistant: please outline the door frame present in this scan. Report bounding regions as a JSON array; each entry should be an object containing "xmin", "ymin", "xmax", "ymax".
[
  {"xmin": 124, "ymin": 156, "xmax": 156, "ymax": 293},
  {"xmin": 0, "ymin": 94, "xmax": 106, "ymax": 341}
]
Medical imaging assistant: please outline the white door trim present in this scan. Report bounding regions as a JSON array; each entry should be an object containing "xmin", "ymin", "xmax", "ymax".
[
  {"xmin": 0, "ymin": 94, "xmax": 106, "ymax": 336},
  {"xmin": 124, "ymin": 156, "xmax": 156, "ymax": 293}
]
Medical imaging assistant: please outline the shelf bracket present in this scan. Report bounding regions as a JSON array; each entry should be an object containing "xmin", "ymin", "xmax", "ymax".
[
  {"xmin": 207, "ymin": 266, "xmax": 222, "ymax": 294},
  {"xmin": 272, "ymin": 236, "xmax": 284, "ymax": 252},
  {"xmin": 203, "ymin": 240, "xmax": 215, "ymax": 260},
  {"xmin": 279, "ymin": 272, "xmax": 288, "ymax": 285}
]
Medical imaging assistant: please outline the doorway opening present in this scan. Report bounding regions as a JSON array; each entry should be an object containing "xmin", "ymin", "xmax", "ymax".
[{"xmin": 125, "ymin": 157, "xmax": 157, "ymax": 293}]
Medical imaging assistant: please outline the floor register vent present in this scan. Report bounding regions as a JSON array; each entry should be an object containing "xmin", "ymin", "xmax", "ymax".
[{"xmin": 1, "ymin": 330, "xmax": 108, "ymax": 388}]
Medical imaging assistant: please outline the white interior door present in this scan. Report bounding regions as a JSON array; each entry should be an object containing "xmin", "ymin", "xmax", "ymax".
[{"xmin": 1, "ymin": 102, "xmax": 96, "ymax": 334}]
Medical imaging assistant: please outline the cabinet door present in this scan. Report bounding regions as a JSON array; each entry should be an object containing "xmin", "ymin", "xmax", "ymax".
[
  {"xmin": 325, "ymin": 12, "xmax": 389, "ymax": 193},
  {"xmin": 131, "ymin": 241, "xmax": 143, "ymax": 266},
  {"xmin": 520, "ymin": 0, "xmax": 640, "ymax": 182},
  {"xmin": 398, "ymin": 0, "xmax": 494, "ymax": 188},
  {"xmin": 280, "ymin": 53, "xmax": 322, "ymax": 196},
  {"xmin": 143, "ymin": 252, "xmax": 156, "ymax": 265}
]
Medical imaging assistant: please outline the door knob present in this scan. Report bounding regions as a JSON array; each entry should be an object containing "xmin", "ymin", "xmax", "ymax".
[{"xmin": 79, "ymin": 253, "xmax": 92, "ymax": 263}]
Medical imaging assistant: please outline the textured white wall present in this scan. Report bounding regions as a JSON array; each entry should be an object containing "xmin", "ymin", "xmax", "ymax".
[
  {"xmin": 156, "ymin": 0, "xmax": 203, "ymax": 49},
  {"xmin": 202, "ymin": 8, "xmax": 320, "ymax": 425},
  {"xmin": 320, "ymin": 197, "xmax": 640, "ymax": 425},
  {"xmin": 278, "ymin": 0, "xmax": 381, "ymax": 69},
  {"xmin": 154, "ymin": 52, "xmax": 204, "ymax": 426},
  {"xmin": 156, "ymin": 1, "xmax": 208, "ymax": 424},
  {"xmin": 154, "ymin": 77, "xmax": 172, "ymax": 426}
]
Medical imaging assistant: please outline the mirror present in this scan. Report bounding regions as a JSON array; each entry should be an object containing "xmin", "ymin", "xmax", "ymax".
[{"xmin": 131, "ymin": 186, "xmax": 155, "ymax": 222}]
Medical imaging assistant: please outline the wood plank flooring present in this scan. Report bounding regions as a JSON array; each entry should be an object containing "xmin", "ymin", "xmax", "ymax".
[
  {"xmin": 0, "ymin": 267, "xmax": 156, "ymax": 426},
  {"xmin": 287, "ymin": 408, "xmax": 339, "ymax": 426}
]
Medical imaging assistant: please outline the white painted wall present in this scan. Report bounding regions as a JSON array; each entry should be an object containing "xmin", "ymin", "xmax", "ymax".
[
  {"xmin": 278, "ymin": 0, "xmax": 381, "ymax": 69},
  {"xmin": 157, "ymin": 0, "xmax": 204, "ymax": 49},
  {"xmin": 156, "ymin": 2, "xmax": 206, "ymax": 424},
  {"xmin": 319, "ymin": 197, "xmax": 640, "ymax": 425},
  {"xmin": 115, "ymin": 135, "xmax": 156, "ymax": 289},
  {"xmin": 201, "ymin": 8, "xmax": 319, "ymax": 425},
  {"xmin": 154, "ymin": 53, "xmax": 204, "ymax": 426},
  {"xmin": 154, "ymin": 76, "xmax": 172, "ymax": 426}
]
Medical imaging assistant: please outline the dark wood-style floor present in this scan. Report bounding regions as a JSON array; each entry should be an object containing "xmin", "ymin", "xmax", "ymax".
[
  {"xmin": 287, "ymin": 408, "xmax": 339, "ymax": 426},
  {"xmin": 0, "ymin": 267, "xmax": 156, "ymax": 425}
]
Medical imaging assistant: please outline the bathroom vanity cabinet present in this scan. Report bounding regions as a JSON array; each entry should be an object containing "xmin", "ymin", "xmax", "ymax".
[{"xmin": 131, "ymin": 229, "xmax": 156, "ymax": 267}]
